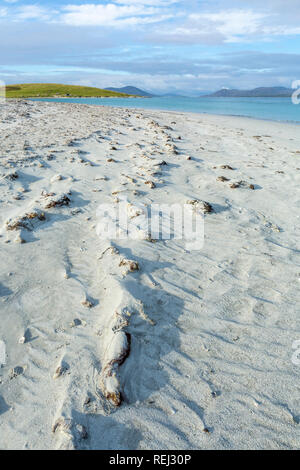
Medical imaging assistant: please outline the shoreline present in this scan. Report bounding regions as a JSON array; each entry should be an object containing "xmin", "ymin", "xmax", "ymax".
[{"xmin": 24, "ymin": 97, "xmax": 300, "ymax": 125}]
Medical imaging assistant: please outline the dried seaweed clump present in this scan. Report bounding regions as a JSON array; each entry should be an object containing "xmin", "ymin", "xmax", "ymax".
[
  {"xmin": 165, "ymin": 143, "xmax": 179, "ymax": 154},
  {"xmin": 42, "ymin": 192, "xmax": 71, "ymax": 209},
  {"xmin": 52, "ymin": 417, "xmax": 88, "ymax": 449},
  {"xmin": 145, "ymin": 180, "xmax": 156, "ymax": 189},
  {"xmin": 152, "ymin": 160, "xmax": 167, "ymax": 167},
  {"xmin": 6, "ymin": 210, "xmax": 46, "ymax": 231},
  {"xmin": 187, "ymin": 199, "xmax": 214, "ymax": 214},
  {"xmin": 81, "ymin": 299, "xmax": 94, "ymax": 308},
  {"xmin": 100, "ymin": 330, "xmax": 131, "ymax": 407},
  {"xmin": 119, "ymin": 259, "xmax": 140, "ymax": 273},
  {"xmin": 52, "ymin": 417, "xmax": 73, "ymax": 434},
  {"xmin": 53, "ymin": 364, "xmax": 69, "ymax": 380},
  {"xmin": 217, "ymin": 176, "xmax": 230, "ymax": 182},
  {"xmin": 220, "ymin": 165, "xmax": 234, "ymax": 170},
  {"xmin": 4, "ymin": 171, "xmax": 18, "ymax": 181},
  {"xmin": 230, "ymin": 180, "xmax": 255, "ymax": 190}
]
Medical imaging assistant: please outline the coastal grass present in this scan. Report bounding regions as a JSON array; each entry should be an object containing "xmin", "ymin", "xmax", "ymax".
[{"xmin": 5, "ymin": 83, "xmax": 134, "ymax": 98}]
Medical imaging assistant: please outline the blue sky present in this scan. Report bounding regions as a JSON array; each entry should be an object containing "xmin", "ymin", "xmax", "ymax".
[{"xmin": 0, "ymin": 0, "xmax": 300, "ymax": 94}]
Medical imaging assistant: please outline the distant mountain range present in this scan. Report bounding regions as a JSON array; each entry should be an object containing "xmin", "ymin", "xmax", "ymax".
[
  {"xmin": 105, "ymin": 86, "xmax": 155, "ymax": 97},
  {"xmin": 105, "ymin": 87, "xmax": 212, "ymax": 98},
  {"xmin": 100, "ymin": 85, "xmax": 294, "ymax": 99},
  {"xmin": 206, "ymin": 87, "xmax": 294, "ymax": 98}
]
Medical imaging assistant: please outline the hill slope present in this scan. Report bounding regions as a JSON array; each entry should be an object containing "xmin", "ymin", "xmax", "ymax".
[
  {"xmin": 5, "ymin": 83, "xmax": 134, "ymax": 98},
  {"xmin": 105, "ymin": 86, "xmax": 155, "ymax": 97},
  {"xmin": 206, "ymin": 87, "xmax": 293, "ymax": 98}
]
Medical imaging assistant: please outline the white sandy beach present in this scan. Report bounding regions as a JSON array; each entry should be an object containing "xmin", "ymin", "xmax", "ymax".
[{"xmin": 0, "ymin": 99, "xmax": 300, "ymax": 450}]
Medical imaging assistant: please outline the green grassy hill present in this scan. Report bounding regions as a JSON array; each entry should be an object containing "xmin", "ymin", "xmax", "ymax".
[{"xmin": 5, "ymin": 83, "xmax": 134, "ymax": 98}]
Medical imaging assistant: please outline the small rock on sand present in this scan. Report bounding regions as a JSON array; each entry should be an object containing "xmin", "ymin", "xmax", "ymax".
[{"xmin": 51, "ymin": 174, "xmax": 63, "ymax": 183}]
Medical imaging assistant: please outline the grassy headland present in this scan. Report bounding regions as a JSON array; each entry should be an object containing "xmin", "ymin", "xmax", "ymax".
[{"xmin": 5, "ymin": 83, "xmax": 135, "ymax": 98}]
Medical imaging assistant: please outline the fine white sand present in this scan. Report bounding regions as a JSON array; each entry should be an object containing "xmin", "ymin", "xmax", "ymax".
[{"xmin": 0, "ymin": 99, "xmax": 300, "ymax": 450}]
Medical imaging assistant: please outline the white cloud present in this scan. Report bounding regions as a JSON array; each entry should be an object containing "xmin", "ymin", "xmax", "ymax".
[
  {"xmin": 1, "ymin": 2, "xmax": 299, "ymax": 41},
  {"xmin": 156, "ymin": 8, "xmax": 300, "ymax": 44},
  {"xmin": 191, "ymin": 10, "xmax": 267, "ymax": 37},
  {"xmin": 60, "ymin": 3, "xmax": 172, "ymax": 27},
  {"xmin": 16, "ymin": 5, "xmax": 52, "ymax": 21},
  {"xmin": 115, "ymin": 0, "xmax": 178, "ymax": 5},
  {"xmin": 0, "ymin": 7, "xmax": 8, "ymax": 17}
]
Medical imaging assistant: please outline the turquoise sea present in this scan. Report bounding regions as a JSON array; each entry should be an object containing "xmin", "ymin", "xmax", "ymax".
[{"xmin": 31, "ymin": 96, "xmax": 300, "ymax": 123}]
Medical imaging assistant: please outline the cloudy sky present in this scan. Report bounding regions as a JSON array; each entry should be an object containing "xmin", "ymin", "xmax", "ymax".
[{"xmin": 0, "ymin": 0, "xmax": 300, "ymax": 94}]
